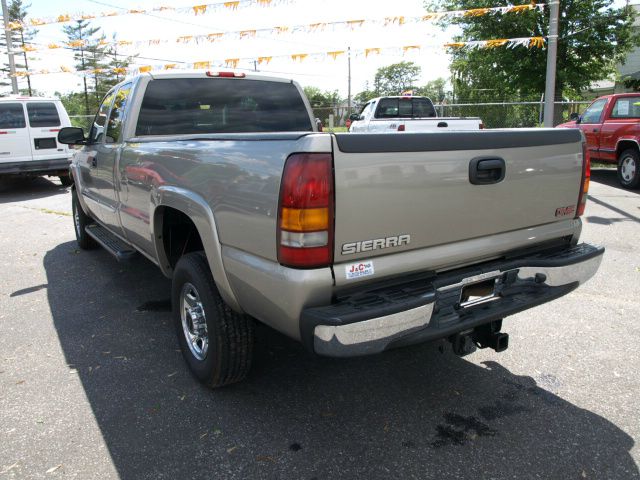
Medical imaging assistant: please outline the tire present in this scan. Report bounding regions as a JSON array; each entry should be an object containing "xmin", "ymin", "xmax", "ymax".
[
  {"xmin": 59, "ymin": 175, "xmax": 73, "ymax": 187},
  {"xmin": 71, "ymin": 187, "xmax": 97, "ymax": 249},
  {"xmin": 617, "ymin": 149, "xmax": 640, "ymax": 189},
  {"xmin": 172, "ymin": 252, "xmax": 254, "ymax": 388}
]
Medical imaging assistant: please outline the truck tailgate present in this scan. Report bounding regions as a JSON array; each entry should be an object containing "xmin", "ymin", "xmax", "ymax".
[{"xmin": 332, "ymin": 129, "xmax": 584, "ymax": 268}]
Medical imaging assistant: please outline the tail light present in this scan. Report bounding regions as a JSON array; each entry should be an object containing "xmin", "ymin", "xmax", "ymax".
[
  {"xmin": 397, "ymin": 124, "xmax": 405, "ymax": 132},
  {"xmin": 479, "ymin": 122, "xmax": 485, "ymax": 129},
  {"xmin": 576, "ymin": 142, "xmax": 591, "ymax": 217},
  {"xmin": 206, "ymin": 71, "xmax": 245, "ymax": 78},
  {"xmin": 278, "ymin": 153, "xmax": 334, "ymax": 268}
]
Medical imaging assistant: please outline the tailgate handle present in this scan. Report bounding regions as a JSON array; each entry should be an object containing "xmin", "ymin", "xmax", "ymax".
[
  {"xmin": 437, "ymin": 121, "xmax": 448, "ymax": 127},
  {"xmin": 469, "ymin": 157, "xmax": 505, "ymax": 185}
]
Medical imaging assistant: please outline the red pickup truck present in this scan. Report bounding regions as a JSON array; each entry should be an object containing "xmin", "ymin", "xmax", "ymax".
[{"xmin": 558, "ymin": 93, "xmax": 640, "ymax": 189}]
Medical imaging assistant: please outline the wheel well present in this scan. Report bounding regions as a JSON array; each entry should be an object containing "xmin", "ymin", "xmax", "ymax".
[
  {"xmin": 616, "ymin": 140, "xmax": 639, "ymax": 158},
  {"xmin": 157, "ymin": 207, "xmax": 204, "ymax": 270}
]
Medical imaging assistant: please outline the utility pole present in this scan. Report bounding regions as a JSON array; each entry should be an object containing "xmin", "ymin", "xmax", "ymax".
[
  {"xmin": 543, "ymin": 0, "xmax": 560, "ymax": 127},
  {"xmin": 2, "ymin": 0, "xmax": 19, "ymax": 94}
]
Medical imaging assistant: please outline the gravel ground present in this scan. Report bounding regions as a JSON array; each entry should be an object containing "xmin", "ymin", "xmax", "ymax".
[{"xmin": 0, "ymin": 169, "xmax": 638, "ymax": 480}]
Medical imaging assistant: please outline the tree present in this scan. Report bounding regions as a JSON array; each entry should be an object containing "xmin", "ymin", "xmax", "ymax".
[
  {"xmin": 415, "ymin": 78, "xmax": 449, "ymax": 102},
  {"xmin": 428, "ymin": 0, "xmax": 638, "ymax": 124},
  {"xmin": 63, "ymin": 20, "xmax": 102, "ymax": 114},
  {"xmin": 303, "ymin": 86, "xmax": 342, "ymax": 107},
  {"xmin": 1, "ymin": 0, "xmax": 37, "ymax": 95},
  {"xmin": 373, "ymin": 61, "xmax": 421, "ymax": 96}
]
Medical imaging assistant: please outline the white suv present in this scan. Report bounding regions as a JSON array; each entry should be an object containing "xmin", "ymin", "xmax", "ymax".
[{"xmin": 0, "ymin": 96, "xmax": 74, "ymax": 185}]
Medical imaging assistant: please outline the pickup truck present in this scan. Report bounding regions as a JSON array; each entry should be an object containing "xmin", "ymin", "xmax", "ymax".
[
  {"xmin": 58, "ymin": 71, "xmax": 603, "ymax": 389},
  {"xmin": 558, "ymin": 93, "xmax": 640, "ymax": 188},
  {"xmin": 348, "ymin": 95, "xmax": 483, "ymax": 132}
]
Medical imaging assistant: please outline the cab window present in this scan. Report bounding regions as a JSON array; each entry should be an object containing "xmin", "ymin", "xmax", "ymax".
[
  {"xmin": 89, "ymin": 91, "xmax": 115, "ymax": 143},
  {"xmin": 106, "ymin": 83, "xmax": 133, "ymax": 143},
  {"xmin": 0, "ymin": 103, "xmax": 26, "ymax": 129},
  {"xmin": 610, "ymin": 97, "xmax": 640, "ymax": 119},
  {"xmin": 581, "ymin": 99, "xmax": 607, "ymax": 124},
  {"xmin": 26, "ymin": 102, "xmax": 61, "ymax": 127}
]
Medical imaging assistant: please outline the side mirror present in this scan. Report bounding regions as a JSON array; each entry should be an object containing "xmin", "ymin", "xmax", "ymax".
[
  {"xmin": 349, "ymin": 113, "xmax": 360, "ymax": 122},
  {"xmin": 569, "ymin": 112, "xmax": 581, "ymax": 123},
  {"xmin": 58, "ymin": 127, "xmax": 87, "ymax": 145}
]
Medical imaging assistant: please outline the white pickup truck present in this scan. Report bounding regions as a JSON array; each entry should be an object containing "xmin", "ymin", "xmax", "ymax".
[
  {"xmin": 58, "ymin": 71, "xmax": 602, "ymax": 388},
  {"xmin": 349, "ymin": 96, "xmax": 482, "ymax": 132}
]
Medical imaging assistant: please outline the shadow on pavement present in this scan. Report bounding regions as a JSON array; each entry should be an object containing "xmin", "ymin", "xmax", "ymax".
[
  {"xmin": 0, "ymin": 176, "xmax": 69, "ymax": 203},
  {"xmin": 590, "ymin": 168, "xmax": 640, "ymax": 195},
  {"xmin": 43, "ymin": 242, "xmax": 639, "ymax": 480}
]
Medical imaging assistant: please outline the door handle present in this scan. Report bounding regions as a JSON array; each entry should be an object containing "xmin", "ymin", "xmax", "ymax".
[
  {"xmin": 437, "ymin": 121, "xmax": 448, "ymax": 128},
  {"xmin": 469, "ymin": 157, "xmax": 506, "ymax": 185},
  {"xmin": 89, "ymin": 156, "xmax": 97, "ymax": 168},
  {"xmin": 592, "ymin": 129, "xmax": 599, "ymax": 133}
]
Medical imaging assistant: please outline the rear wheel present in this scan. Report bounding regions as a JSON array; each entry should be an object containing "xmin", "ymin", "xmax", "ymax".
[
  {"xmin": 71, "ymin": 188, "xmax": 97, "ymax": 249},
  {"xmin": 172, "ymin": 252, "xmax": 254, "ymax": 388},
  {"xmin": 617, "ymin": 149, "xmax": 640, "ymax": 189}
]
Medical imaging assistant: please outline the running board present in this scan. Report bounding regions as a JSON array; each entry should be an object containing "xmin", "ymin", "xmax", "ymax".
[{"xmin": 85, "ymin": 224, "xmax": 137, "ymax": 262}]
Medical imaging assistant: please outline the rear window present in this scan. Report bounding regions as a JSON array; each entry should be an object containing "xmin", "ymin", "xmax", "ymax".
[
  {"xmin": 27, "ymin": 102, "xmax": 61, "ymax": 127},
  {"xmin": 0, "ymin": 103, "xmax": 26, "ymax": 129},
  {"xmin": 375, "ymin": 98, "xmax": 436, "ymax": 119},
  {"xmin": 135, "ymin": 78, "xmax": 313, "ymax": 136}
]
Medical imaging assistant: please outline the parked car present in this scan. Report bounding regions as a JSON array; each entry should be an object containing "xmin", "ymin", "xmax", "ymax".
[
  {"xmin": 58, "ymin": 71, "xmax": 602, "ymax": 388},
  {"xmin": 348, "ymin": 95, "xmax": 483, "ymax": 132},
  {"xmin": 557, "ymin": 93, "xmax": 640, "ymax": 188},
  {"xmin": 0, "ymin": 96, "xmax": 74, "ymax": 185}
]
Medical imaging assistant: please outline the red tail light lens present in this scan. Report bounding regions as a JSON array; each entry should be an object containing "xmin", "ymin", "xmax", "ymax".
[
  {"xmin": 397, "ymin": 124, "xmax": 405, "ymax": 132},
  {"xmin": 479, "ymin": 122, "xmax": 485, "ymax": 129},
  {"xmin": 576, "ymin": 142, "xmax": 591, "ymax": 217},
  {"xmin": 278, "ymin": 153, "xmax": 334, "ymax": 268}
]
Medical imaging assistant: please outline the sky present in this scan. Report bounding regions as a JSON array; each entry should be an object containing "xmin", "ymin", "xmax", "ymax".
[{"xmin": 4, "ymin": 0, "xmax": 455, "ymax": 97}]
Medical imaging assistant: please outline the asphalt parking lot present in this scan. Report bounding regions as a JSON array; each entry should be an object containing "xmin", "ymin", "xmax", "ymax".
[{"xmin": 0, "ymin": 170, "xmax": 639, "ymax": 480}]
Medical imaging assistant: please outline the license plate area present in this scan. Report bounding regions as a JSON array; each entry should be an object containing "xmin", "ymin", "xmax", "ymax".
[{"xmin": 459, "ymin": 278, "xmax": 498, "ymax": 308}]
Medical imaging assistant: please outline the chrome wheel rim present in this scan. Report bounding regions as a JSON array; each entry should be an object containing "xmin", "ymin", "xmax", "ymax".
[
  {"xmin": 621, "ymin": 156, "xmax": 636, "ymax": 183},
  {"xmin": 180, "ymin": 282, "xmax": 209, "ymax": 361}
]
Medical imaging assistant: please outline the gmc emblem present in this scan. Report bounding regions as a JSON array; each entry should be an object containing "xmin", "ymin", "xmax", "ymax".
[{"xmin": 555, "ymin": 205, "xmax": 575, "ymax": 217}]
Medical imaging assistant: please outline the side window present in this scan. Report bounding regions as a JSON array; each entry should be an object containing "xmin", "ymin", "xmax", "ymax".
[
  {"xmin": 89, "ymin": 92, "xmax": 115, "ymax": 143},
  {"xmin": 26, "ymin": 102, "xmax": 61, "ymax": 127},
  {"xmin": 375, "ymin": 98, "xmax": 399, "ymax": 118},
  {"xmin": 581, "ymin": 99, "xmax": 607, "ymax": 124},
  {"xmin": 610, "ymin": 97, "xmax": 640, "ymax": 119},
  {"xmin": 105, "ymin": 83, "xmax": 132, "ymax": 143},
  {"xmin": 0, "ymin": 103, "xmax": 26, "ymax": 129}
]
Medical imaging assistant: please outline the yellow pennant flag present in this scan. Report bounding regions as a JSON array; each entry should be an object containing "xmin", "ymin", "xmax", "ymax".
[
  {"xmin": 139, "ymin": 66, "xmax": 152, "ymax": 73},
  {"xmin": 444, "ymin": 42, "xmax": 465, "ymax": 48},
  {"xmin": 225, "ymin": 59, "xmax": 240, "ymax": 68},
  {"xmin": 275, "ymin": 26, "xmax": 289, "ymax": 34},
  {"xmin": 508, "ymin": 5, "xmax": 533, "ymax": 13},
  {"xmin": 385, "ymin": 16, "xmax": 405, "ymax": 26},
  {"xmin": 193, "ymin": 5, "xmax": 207, "ymax": 15},
  {"xmin": 529, "ymin": 37, "xmax": 545, "ymax": 48},
  {"xmin": 164, "ymin": 64, "xmax": 177, "ymax": 70},
  {"xmin": 56, "ymin": 14, "xmax": 71, "ymax": 22},
  {"xmin": 257, "ymin": 0, "xmax": 272, "ymax": 5},
  {"xmin": 257, "ymin": 56, "xmax": 272, "ymax": 65},
  {"xmin": 48, "ymin": 43, "xmax": 62, "ymax": 49},
  {"xmin": 240, "ymin": 30, "xmax": 256, "ymax": 39},
  {"xmin": 177, "ymin": 36, "xmax": 194, "ymax": 43},
  {"xmin": 291, "ymin": 53, "xmax": 308, "ymax": 62},
  {"xmin": 29, "ymin": 18, "xmax": 46, "ymax": 26},
  {"xmin": 327, "ymin": 51, "xmax": 345, "ymax": 60},
  {"xmin": 67, "ymin": 40, "xmax": 86, "ymax": 48},
  {"xmin": 402, "ymin": 45, "xmax": 420, "ymax": 54},
  {"xmin": 60, "ymin": 65, "xmax": 72, "ymax": 72},
  {"xmin": 81, "ymin": 14, "xmax": 96, "ymax": 20},
  {"xmin": 207, "ymin": 33, "xmax": 223, "ymax": 42},
  {"xmin": 365, "ymin": 48, "xmax": 381, "ymax": 57},
  {"xmin": 347, "ymin": 20, "xmax": 364, "ymax": 29},
  {"xmin": 118, "ymin": 40, "xmax": 132, "ymax": 46},
  {"xmin": 8, "ymin": 21, "xmax": 23, "ymax": 30},
  {"xmin": 113, "ymin": 67, "xmax": 127, "ymax": 75},
  {"xmin": 224, "ymin": 1, "xmax": 240, "ymax": 9},
  {"xmin": 464, "ymin": 8, "xmax": 490, "ymax": 17},
  {"xmin": 194, "ymin": 61, "xmax": 211, "ymax": 69},
  {"xmin": 486, "ymin": 39, "xmax": 508, "ymax": 48}
]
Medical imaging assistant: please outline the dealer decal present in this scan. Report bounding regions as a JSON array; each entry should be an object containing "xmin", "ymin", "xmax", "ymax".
[
  {"xmin": 555, "ymin": 205, "xmax": 575, "ymax": 217},
  {"xmin": 345, "ymin": 260, "xmax": 375, "ymax": 280}
]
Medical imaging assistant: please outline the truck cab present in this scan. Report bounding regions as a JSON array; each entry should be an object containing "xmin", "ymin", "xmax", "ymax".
[{"xmin": 558, "ymin": 93, "xmax": 640, "ymax": 189}]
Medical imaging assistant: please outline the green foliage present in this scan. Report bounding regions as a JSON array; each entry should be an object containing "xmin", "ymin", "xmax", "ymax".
[
  {"xmin": 303, "ymin": 86, "xmax": 342, "ymax": 107},
  {"xmin": 415, "ymin": 78, "xmax": 449, "ymax": 102},
  {"xmin": 373, "ymin": 61, "xmax": 421, "ymax": 95},
  {"xmin": 427, "ymin": 0, "xmax": 639, "ymax": 107}
]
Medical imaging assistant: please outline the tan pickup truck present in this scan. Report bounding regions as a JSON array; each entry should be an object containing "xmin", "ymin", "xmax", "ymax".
[{"xmin": 58, "ymin": 71, "xmax": 603, "ymax": 388}]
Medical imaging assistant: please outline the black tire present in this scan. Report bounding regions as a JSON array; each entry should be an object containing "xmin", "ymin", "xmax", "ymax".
[
  {"xmin": 172, "ymin": 252, "xmax": 254, "ymax": 388},
  {"xmin": 617, "ymin": 149, "xmax": 640, "ymax": 189},
  {"xmin": 71, "ymin": 187, "xmax": 97, "ymax": 250},
  {"xmin": 59, "ymin": 175, "xmax": 73, "ymax": 187}
]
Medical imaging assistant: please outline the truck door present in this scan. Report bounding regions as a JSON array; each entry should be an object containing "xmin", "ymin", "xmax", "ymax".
[
  {"xmin": 76, "ymin": 90, "xmax": 115, "ymax": 224},
  {"xmin": 90, "ymin": 82, "xmax": 133, "ymax": 234},
  {"xmin": 25, "ymin": 102, "xmax": 68, "ymax": 164},
  {"xmin": 579, "ymin": 98, "xmax": 608, "ymax": 160},
  {"xmin": 0, "ymin": 102, "xmax": 31, "ymax": 167}
]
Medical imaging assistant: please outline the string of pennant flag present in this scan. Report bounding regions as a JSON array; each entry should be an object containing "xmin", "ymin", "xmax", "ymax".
[
  {"xmin": 10, "ymin": 4, "xmax": 545, "ymax": 55},
  {"xmin": 10, "ymin": 37, "xmax": 547, "ymax": 77},
  {"xmin": 6, "ymin": 1, "xmax": 543, "ymax": 31}
]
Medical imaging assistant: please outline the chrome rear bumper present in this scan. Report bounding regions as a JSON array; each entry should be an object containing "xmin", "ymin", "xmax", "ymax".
[{"xmin": 306, "ymin": 243, "xmax": 604, "ymax": 357}]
